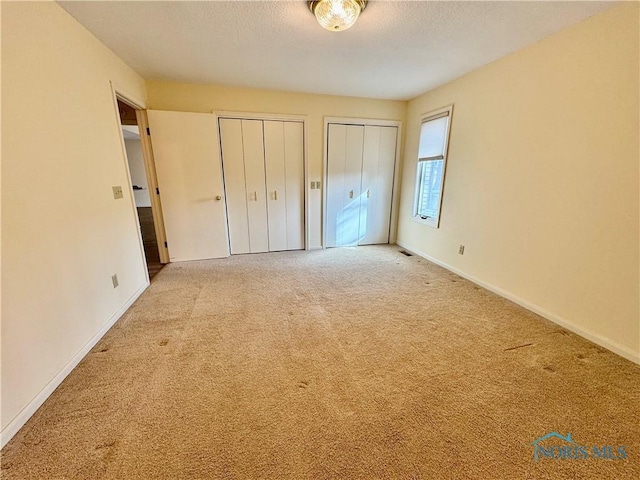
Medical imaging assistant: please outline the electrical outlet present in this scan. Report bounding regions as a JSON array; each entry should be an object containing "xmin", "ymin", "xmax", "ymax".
[
  {"xmin": 458, "ymin": 245, "xmax": 465, "ymax": 255},
  {"xmin": 112, "ymin": 186, "xmax": 124, "ymax": 199},
  {"xmin": 112, "ymin": 274, "xmax": 119, "ymax": 288}
]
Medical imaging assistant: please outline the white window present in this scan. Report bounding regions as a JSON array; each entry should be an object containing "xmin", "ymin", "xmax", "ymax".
[{"xmin": 413, "ymin": 105, "xmax": 453, "ymax": 228}]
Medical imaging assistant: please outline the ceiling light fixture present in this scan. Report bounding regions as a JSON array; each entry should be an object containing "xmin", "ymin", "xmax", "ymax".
[{"xmin": 309, "ymin": 0, "xmax": 367, "ymax": 32}]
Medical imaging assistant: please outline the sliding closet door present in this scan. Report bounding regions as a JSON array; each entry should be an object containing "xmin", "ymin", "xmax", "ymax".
[
  {"xmin": 359, "ymin": 126, "xmax": 397, "ymax": 245},
  {"xmin": 263, "ymin": 121, "xmax": 304, "ymax": 251},
  {"xmin": 219, "ymin": 118, "xmax": 250, "ymax": 254},
  {"xmin": 326, "ymin": 124, "xmax": 364, "ymax": 247},
  {"xmin": 242, "ymin": 120, "xmax": 269, "ymax": 253}
]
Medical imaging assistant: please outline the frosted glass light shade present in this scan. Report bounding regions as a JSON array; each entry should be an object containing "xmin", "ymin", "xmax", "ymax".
[{"xmin": 310, "ymin": 0, "xmax": 366, "ymax": 32}]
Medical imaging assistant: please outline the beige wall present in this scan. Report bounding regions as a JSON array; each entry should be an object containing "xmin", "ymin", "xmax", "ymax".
[
  {"xmin": 1, "ymin": 2, "xmax": 148, "ymax": 443},
  {"xmin": 397, "ymin": 3, "xmax": 640, "ymax": 360},
  {"xmin": 146, "ymin": 81, "xmax": 407, "ymax": 249}
]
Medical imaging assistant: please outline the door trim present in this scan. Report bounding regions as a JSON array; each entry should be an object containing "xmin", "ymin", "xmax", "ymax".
[
  {"xmin": 322, "ymin": 117, "xmax": 403, "ymax": 249},
  {"xmin": 214, "ymin": 110, "xmax": 310, "ymax": 251},
  {"xmin": 110, "ymin": 82, "xmax": 170, "ymax": 265},
  {"xmin": 135, "ymin": 110, "xmax": 170, "ymax": 264},
  {"xmin": 109, "ymin": 82, "xmax": 150, "ymax": 285}
]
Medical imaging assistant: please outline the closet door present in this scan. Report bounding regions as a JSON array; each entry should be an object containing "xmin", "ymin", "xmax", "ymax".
[
  {"xmin": 283, "ymin": 122, "xmax": 304, "ymax": 250},
  {"xmin": 242, "ymin": 120, "xmax": 269, "ymax": 253},
  {"xmin": 359, "ymin": 126, "xmax": 397, "ymax": 245},
  {"xmin": 264, "ymin": 121, "xmax": 288, "ymax": 251},
  {"xmin": 326, "ymin": 124, "xmax": 346, "ymax": 248},
  {"xmin": 264, "ymin": 121, "xmax": 304, "ymax": 251},
  {"xmin": 344, "ymin": 126, "xmax": 365, "ymax": 246},
  {"xmin": 326, "ymin": 124, "xmax": 364, "ymax": 247},
  {"xmin": 219, "ymin": 118, "xmax": 250, "ymax": 254}
]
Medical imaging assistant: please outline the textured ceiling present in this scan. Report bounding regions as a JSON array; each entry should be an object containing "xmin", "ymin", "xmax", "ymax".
[{"xmin": 58, "ymin": 1, "xmax": 615, "ymax": 100}]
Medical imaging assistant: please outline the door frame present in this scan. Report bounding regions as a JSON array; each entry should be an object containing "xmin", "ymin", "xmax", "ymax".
[
  {"xmin": 134, "ymin": 110, "xmax": 170, "ymax": 264},
  {"xmin": 110, "ymin": 82, "xmax": 169, "ymax": 267},
  {"xmin": 322, "ymin": 117, "xmax": 403, "ymax": 249},
  {"xmin": 214, "ymin": 110, "xmax": 310, "ymax": 251}
]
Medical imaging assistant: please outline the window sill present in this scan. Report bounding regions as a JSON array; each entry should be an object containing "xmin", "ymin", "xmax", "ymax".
[{"xmin": 412, "ymin": 215, "xmax": 439, "ymax": 228}]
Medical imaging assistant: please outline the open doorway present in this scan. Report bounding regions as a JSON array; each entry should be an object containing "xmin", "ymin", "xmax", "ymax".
[{"xmin": 117, "ymin": 99, "xmax": 166, "ymax": 279}]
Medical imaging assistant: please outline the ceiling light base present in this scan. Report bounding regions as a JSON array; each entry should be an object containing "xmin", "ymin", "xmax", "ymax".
[{"xmin": 308, "ymin": 0, "xmax": 367, "ymax": 14}]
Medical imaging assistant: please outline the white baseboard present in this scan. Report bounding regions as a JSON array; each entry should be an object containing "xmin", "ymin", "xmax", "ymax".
[
  {"xmin": 0, "ymin": 282, "xmax": 149, "ymax": 449},
  {"xmin": 396, "ymin": 241, "xmax": 640, "ymax": 365}
]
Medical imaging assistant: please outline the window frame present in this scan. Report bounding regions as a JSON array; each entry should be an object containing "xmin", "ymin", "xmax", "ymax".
[{"xmin": 412, "ymin": 104, "xmax": 454, "ymax": 228}]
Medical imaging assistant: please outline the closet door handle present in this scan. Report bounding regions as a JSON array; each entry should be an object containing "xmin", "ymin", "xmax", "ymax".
[
  {"xmin": 349, "ymin": 190, "xmax": 354, "ymax": 199},
  {"xmin": 254, "ymin": 191, "xmax": 258, "ymax": 201},
  {"xmin": 367, "ymin": 189, "xmax": 370, "ymax": 198},
  {"xmin": 274, "ymin": 190, "xmax": 278, "ymax": 201}
]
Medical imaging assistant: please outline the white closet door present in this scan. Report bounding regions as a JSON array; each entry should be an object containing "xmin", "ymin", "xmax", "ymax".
[
  {"xmin": 326, "ymin": 124, "xmax": 364, "ymax": 247},
  {"xmin": 264, "ymin": 121, "xmax": 288, "ymax": 252},
  {"xmin": 147, "ymin": 110, "xmax": 229, "ymax": 261},
  {"xmin": 219, "ymin": 118, "xmax": 250, "ymax": 254},
  {"xmin": 326, "ymin": 124, "xmax": 346, "ymax": 248},
  {"xmin": 359, "ymin": 126, "xmax": 378, "ymax": 244},
  {"xmin": 343, "ymin": 125, "xmax": 364, "ymax": 246},
  {"xmin": 242, "ymin": 120, "xmax": 269, "ymax": 253},
  {"xmin": 264, "ymin": 121, "xmax": 304, "ymax": 252},
  {"xmin": 359, "ymin": 126, "xmax": 397, "ymax": 245},
  {"xmin": 283, "ymin": 122, "xmax": 304, "ymax": 250}
]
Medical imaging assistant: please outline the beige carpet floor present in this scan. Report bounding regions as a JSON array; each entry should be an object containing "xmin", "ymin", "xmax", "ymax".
[{"xmin": 2, "ymin": 246, "xmax": 639, "ymax": 479}]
